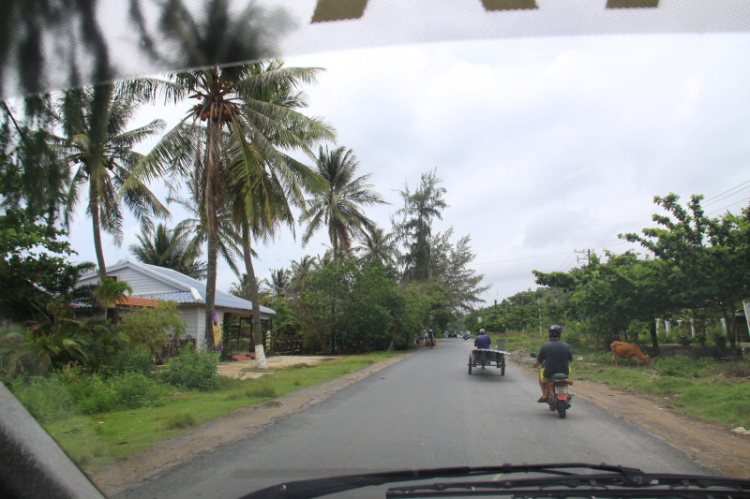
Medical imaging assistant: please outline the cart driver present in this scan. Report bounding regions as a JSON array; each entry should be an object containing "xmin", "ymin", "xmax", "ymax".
[
  {"xmin": 533, "ymin": 324, "xmax": 573, "ymax": 403},
  {"xmin": 474, "ymin": 328, "xmax": 491, "ymax": 349}
]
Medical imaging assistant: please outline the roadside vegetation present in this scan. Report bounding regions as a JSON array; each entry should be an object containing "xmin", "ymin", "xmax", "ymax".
[
  {"xmin": 493, "ymin": 330, "xmax": 750, "ymax": 430},
  {"xmin": 8, "ymin": 352, "xmax": 398, "ymax": 472}
]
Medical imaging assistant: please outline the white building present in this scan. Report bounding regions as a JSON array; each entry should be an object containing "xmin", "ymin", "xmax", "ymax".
[{"xmin": 77, "ymin": 260, "xmax": 275, "ymax": 348}]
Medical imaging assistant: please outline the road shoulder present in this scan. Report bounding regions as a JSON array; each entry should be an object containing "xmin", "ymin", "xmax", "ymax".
[
  {"xmin": 509, "ymin": 358, "xmax": 750, "ymax": 478},
  {"xmin": 92, "ymin": 352, "xmax": 416, "ymax": 496}
]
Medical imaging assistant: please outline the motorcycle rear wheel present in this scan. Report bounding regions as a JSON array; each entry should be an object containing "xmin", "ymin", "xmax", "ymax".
[{"xmin": 557, "ymin": 403, "xmax": 567, "ymax": 419}]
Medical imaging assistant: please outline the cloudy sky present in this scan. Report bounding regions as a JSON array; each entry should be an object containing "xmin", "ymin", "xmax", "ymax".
[{"xmin": 65, "ymin": 30, "xmax": 750, "ymax": 305}]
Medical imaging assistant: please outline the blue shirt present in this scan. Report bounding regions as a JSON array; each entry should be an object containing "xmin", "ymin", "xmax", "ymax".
[{"xmin": 474, "ymin": 334, "xmax": 491, "ymax": 349}]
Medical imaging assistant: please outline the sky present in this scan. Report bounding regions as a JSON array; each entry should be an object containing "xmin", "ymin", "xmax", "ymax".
[{"xmin": 64, "ymin": 31, "xmax": 750, "ymax": 306}]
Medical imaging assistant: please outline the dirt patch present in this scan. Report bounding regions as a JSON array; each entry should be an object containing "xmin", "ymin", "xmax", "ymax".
[
  {"xmin": 509, "ymin": 357, "xmax": 750, "ymax": 478},
  {"xmin": 216, "ymin": 355, "xmax": 337, "ymax": 379},
  {"xmin": 91, "ymin": 351, "xmax": 750, "ymax": 495}
]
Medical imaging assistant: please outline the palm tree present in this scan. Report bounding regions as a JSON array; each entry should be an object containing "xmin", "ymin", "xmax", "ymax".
[
  {"xmin": 137, "ymin": 61, "xmax": 335, "ymax": 349},
  {"xmin": 129, "ymin": 223, "xmax": 208, "ymax": 279},
  {"xmin": 356, "ymin": 226, "xmax": 398, "ymax": 265},
  {"xmin": 166, "ymin": 161, "xmax": 242, "ymax": 279},
  {"xmin": 57, "ymin": 82, "xmax": 169, "ymax": 282},
  {"xmin": 289, "ymin": 255, "xmax": 319, "ymax": 295},
  {"xmin": 263, "ymin": 268, "xmax": 291, "ymax": 299},
  {"xmin": 300, "ymin": 146, "xmax": 388, "ymax": 262}
]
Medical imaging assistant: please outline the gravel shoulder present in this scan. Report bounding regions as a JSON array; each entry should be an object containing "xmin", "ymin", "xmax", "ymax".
[{"xmin": 92, "ymin": 351, "xmax": 750, "ymax": 496}]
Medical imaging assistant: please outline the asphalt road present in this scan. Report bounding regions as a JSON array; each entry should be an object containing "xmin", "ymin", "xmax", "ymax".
[{"xmin": 119, "ymin": 338, "xmax": 710, "ymax": 498}]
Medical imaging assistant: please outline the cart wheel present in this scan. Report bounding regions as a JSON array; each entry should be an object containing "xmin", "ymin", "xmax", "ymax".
[{"xmin": 468, "ymin": 355, "xmax": 473, "ymax": 375}]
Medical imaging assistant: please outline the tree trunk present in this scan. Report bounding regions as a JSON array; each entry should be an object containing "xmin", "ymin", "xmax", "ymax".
[
  {"xmin": 204, "ymin": 228, "xmax": 218, "ymax": 350},
  {"xmin": 649, "ymin": 319, "xmax": 660, "ymax": 356},
  {"xmin": 90, "ymin": 186, "xmax": 107, "ymax": 283},
  {"xmin": 202, "ymin": 119, "xmax": 222, "ymax": 351},
  {"xmin": 242, "ymin": 222, "xmax": 267, "ymax": 368}
]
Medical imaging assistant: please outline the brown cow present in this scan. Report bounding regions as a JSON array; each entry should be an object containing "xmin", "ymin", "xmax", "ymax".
[{"xmin": 610, "ymin": 341, "xmax": 651, "ymax": 367}]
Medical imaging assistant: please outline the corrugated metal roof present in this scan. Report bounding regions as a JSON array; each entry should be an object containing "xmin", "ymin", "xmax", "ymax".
[
  {"xmin": 90, "ymin": 261, "xmax": 275, "ymax": 316},
  {"xmin": 135, "ymin": 291, "xmax": 196, "ymax": 304}
]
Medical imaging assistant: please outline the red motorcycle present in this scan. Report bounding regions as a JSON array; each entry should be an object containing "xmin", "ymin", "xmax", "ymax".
[{"xmin": 531, "ymin": 354, "xmax": 573, "ymax": 419}]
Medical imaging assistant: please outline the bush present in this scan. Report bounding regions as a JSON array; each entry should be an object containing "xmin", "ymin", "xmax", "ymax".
[
  {"xmin": 54, "ymin": 367, "xmax": 167, "ymax": 414},
  {"xmin": 160, "ymin": 345, "xmax": 221, "ymax": 391},
  {"xmin": 8, "ymin": 376, "xmax": 79, "ymax": 420},
  {"xmin": 110, "ymin": 373, "xmax": 167, "ymax": 409},
  {"xmin": 102, "ymin": 344, "xmax": 154, "ymax": 378}
]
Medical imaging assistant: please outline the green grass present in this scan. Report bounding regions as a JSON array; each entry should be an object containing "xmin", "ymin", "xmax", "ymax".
[{"xmin": 41, "ymin": 352, "xmax": 401, "ymax": 472}]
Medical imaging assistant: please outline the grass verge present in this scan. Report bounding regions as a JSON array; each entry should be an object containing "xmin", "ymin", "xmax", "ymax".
[{"xmin": 42, "ymin": 352, "xmax": 401, "ymax": 472}]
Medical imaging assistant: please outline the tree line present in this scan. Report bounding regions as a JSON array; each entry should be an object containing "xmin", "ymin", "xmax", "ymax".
[
  {"xmin": 468, "ymin": 194, "xmax": 750, "ymax": 352},
  {"xmin": 1, "ymin": 62, "xmax": 488, "ymax": 374}
]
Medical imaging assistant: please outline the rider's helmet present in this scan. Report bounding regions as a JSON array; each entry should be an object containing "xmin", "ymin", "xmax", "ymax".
[
  {"xmin": 479, "ymin": 328, "xmax": 486, "ymax": 334},
  {"xmin": 548, "ymin": 324, "xmax": 563, "ymax": 338}
]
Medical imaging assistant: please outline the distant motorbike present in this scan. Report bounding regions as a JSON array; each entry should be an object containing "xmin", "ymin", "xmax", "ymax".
[
  {"xmin": 463, "ymin": 333, "xmax": 471, "ymax": 340},
  {"xmin": 530, "ymin": 353, "xmax": 573, "ymax": 419}
]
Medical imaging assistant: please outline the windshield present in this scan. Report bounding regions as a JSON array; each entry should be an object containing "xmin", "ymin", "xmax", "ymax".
[{"xmin": 1, "ymin": 1, "xmax": 749, "ymax": 498}]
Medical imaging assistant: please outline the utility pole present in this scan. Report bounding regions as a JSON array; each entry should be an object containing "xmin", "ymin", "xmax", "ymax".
[
  {"xmin": 537, "ymin": 294, "xmax": 542, "ymax": 335},
  {"xmin": 575, "ymin": 249, "xmax": 593, "ymax": 265}
]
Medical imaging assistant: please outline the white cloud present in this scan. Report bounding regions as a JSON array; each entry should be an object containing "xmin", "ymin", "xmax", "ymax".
[{"xmin": 65, "ymin": 32, "xmax": 750, "ymax": 305}]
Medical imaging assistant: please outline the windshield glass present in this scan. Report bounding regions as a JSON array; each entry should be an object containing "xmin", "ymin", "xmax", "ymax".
[{"xmin": 1, "ymin": 2, "xmax": 749, "ymax": 498}]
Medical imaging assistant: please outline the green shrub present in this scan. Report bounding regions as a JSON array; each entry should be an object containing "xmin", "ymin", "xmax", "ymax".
[
  {"xmin": 110, "ymin": 373, "xmax": 167, "ymax": 409},
  {"xmin": 54, "ymin": 367, "xmax": 167, "ymax": 413},
  {"xmin": 9, "ymin": 376, "xmax": 79, "ymax": 420},
  {"xmin": 71, "ymin": 379, "xmax": 119, "ymax": 414},
  {"xmin": 161, "ymin": 345, "xmax": 220, "ymax": 391},
  {"xmin": 102, "ymin": 344, "xmax": 154, "ymax": 378}
]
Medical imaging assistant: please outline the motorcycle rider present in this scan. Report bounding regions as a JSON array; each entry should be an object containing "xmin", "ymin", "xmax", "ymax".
[
  {"xmin": 474, "ymin": 328, "xmax": 491, "ymax": 349},
  {"xmin": 533, "ymin": 324, "xmax": 573, "ymax": 403}
]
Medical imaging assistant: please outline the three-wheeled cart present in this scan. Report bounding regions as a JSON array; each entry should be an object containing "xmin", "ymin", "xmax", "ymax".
[{"xmin": 468, "ymin": 348, "xmax": 508, "ymax": 375}]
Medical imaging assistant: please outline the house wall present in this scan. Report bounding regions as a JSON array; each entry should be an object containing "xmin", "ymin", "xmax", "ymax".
[
  {"xmin": 79, "ymin": 264, "xmax": 264, "ymax": 351},
  {"xmin": 78, "ymin": 267, "xmax": 182, "ymax": 295},
  {"xmin": 177, "ymin": 305, "xmax": 201, "ymax": 345},
  {"xmin": 184, "ymin": 305, "xmax": 220, "ymax": 350}
]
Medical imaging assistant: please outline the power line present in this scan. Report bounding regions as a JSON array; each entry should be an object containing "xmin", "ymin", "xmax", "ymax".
[
  {"xmin": 706, "ymin": 196, "xmax": 750, "ymax": 216},
  {"xmin": 702, "ymin": 179, "xmax": 750, "ymax": 207},
  {"xmin": 556, "ymin": 252, "xmax": 576, "ymax": 271}
]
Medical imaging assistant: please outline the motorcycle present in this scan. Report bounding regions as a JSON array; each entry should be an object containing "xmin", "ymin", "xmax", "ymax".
[
  {"xmin": 463, "ymin": 333, "xmax": 471, "ymax": 341},
  {"xmin": 530, "ymin": 354, "xmax": 573, "ymax": 419}
]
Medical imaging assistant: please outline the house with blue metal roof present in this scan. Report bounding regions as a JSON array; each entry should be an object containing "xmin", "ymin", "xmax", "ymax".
[{"xmin": 77, "ymin": 260, "xmax": 275, "ymax": 348}]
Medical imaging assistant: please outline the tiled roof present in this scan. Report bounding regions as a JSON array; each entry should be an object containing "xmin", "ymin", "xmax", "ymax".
[{"xmin": 115, "ymin": 296, "xmax": 162, "ymax": 308}]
